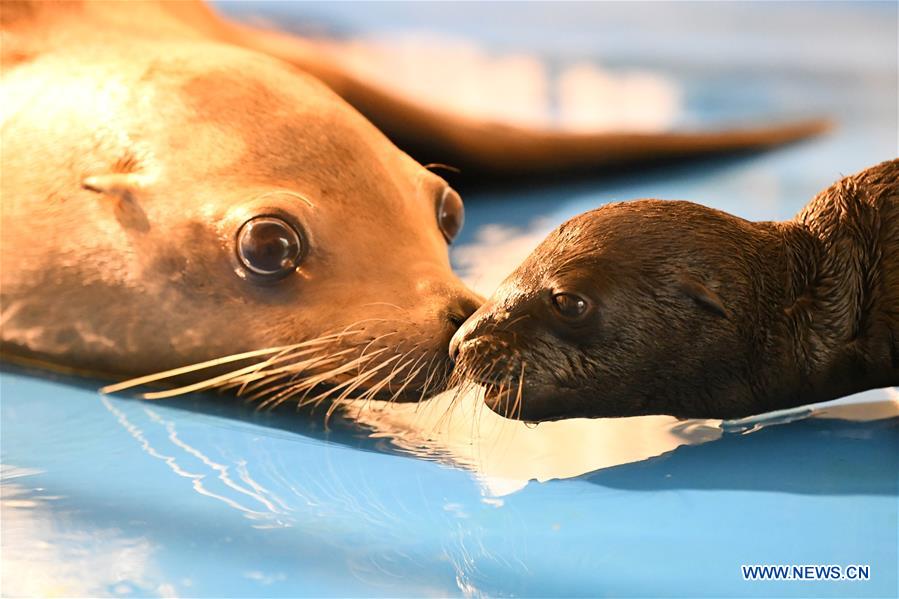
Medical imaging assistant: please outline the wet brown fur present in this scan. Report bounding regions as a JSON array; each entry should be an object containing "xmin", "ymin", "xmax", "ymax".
[{"xmin": 452, "ymin": 160, "xmax": 899, "ymax": 420}]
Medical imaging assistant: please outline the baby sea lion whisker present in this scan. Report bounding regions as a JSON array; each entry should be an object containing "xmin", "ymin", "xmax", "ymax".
[
  {"xmin": 517, "ymin": 364, "xmax": 527, "ymax": 420},
  {"xmin": 513, "ymin": 362, "xmax": 527, "ymax": 421}
]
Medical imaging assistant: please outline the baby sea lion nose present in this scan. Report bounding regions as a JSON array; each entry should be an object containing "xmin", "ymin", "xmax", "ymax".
[
  {"xmin": 448, "ymin": 296, "xmax": 481, "ymax": 362},
  {"xmin": 448, "ymin": 329, "xmax": 464, "ymax": 364},
  {"xmin": 448, "ymin": 301, "xmax": 491, "ymax": 363}
]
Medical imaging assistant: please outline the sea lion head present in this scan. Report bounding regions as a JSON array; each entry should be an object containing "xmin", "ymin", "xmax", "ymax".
[
  {"xmin": 449, "ymin": 200, "xmax": 770, "ymax": 421},
  {"xmin": 0, "ymin": 42, "xmax": 480, "ymax": 404}
]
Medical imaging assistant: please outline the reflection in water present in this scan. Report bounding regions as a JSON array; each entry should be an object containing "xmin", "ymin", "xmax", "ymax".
[
  {"xmin": 0, "ymin": 466, "xmax": 173, "ymax": 598},
  {"xmin": 96, "ymin": 393, "xmax": 501, "ymax": 596},
  {"xmin": 344, "ymin": 389, "xmax": 899, "ymax": 497},
  {"xmin": 101, "ymin": 397, "xmax": 292, "ymax": 529},
  {"xmin": 299, "ymin": 33, "xmax": 682, "ymax": 132},
  {"xmin": 345, "ymin": 389, "xmax": 722, "ymax": 496}
]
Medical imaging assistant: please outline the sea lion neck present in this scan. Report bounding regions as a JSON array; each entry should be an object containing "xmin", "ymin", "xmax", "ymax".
[{"xmin": 776, "ymin": 160, "xmax": 899, "ymax": 407}]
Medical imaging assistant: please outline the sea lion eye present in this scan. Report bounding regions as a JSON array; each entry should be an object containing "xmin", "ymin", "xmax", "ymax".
[
  {"xmin": 551, "ymin": 292, "xmax": 590, "ymax": 320},
  {"xmin": 236, "ymin": 216, "xmax": 303, "ymax": 276},
  {"xmin": 437, "ymin": 188, "xmax": 464, "ymax": 243}
]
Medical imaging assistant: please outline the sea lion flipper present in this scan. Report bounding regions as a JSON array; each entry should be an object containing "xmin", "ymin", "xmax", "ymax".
[{"xmin": 216, "ymin": 14, "xmax": 830, "ymax": 178}]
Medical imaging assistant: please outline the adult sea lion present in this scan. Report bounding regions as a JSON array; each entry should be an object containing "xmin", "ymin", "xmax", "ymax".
[
  {"xmin": 0, "ymin": 2, "xmax": 481, "ymax": 405},
  {"xmin": 449, "ymin": 160, "xmax": 899, "ymax": 421}
]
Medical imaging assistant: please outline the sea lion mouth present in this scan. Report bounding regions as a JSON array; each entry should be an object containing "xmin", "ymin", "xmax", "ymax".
[{"xmin": 449, "ymin": 355, "xmax": 528, "ymax": 420}]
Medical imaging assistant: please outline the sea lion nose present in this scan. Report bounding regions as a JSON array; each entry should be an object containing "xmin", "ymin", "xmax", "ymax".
[
  {"xmin": 446, "ymin": 294, "xmax": 480, "ymax": 334},
  {"xmin": 448, "ymin": 329, "xmax": 463, "ymax": 364},
  {"xmin": 449, "ymin": 301, "xmax": 490, "ymax": 363}
]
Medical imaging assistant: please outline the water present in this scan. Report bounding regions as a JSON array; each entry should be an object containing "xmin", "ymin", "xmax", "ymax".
[{"xmin": 2, "ymin": 2, "xmax": 898, "ymax": 597}]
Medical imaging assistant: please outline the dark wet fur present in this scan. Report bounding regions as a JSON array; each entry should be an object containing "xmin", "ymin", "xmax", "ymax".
[{"xmin": 453, "ymin": 159, "xmax": 899, "ymax": 421}]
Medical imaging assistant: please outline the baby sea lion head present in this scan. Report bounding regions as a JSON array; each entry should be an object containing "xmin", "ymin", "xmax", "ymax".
[
  {"xmin": 0, "ymin": 43, "xmax": 480, "ymax": 405},
  {"xmin": 449, "ymin": 200, "xmax": 766, "ymax": 421}
]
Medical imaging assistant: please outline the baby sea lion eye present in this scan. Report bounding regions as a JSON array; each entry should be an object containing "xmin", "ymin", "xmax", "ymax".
[
  {"xmin": 437, "ymin": 188, "xmax": 465, "ymax": 243},
  {"xmin": 236, "ymin": 216, "xmax": 304, "ymax": 276},
  {"xmin": 551, "ymin": 292, "xmax": 591, "ymax": 320}
]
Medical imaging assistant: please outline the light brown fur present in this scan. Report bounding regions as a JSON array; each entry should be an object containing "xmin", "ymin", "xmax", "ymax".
[{"xmin": 1, "ymin": 1, "xmax": 478, "ymax": 401}]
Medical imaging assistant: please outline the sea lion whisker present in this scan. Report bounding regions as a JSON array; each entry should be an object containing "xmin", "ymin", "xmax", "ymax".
[
  {"xmin": 353, "ymin": 359, "xmax": 405, "ymax": 409},
  {"xmin": 100, "ymin": 343, "xmax": 304, "ymax": 394},
  {"xmin": 388, "ymin": 353, "xmax": 430, "ymax": 405},
  {"xmin": 393, "ymin": 361, "xmax": 428, "ymax": 406},
  {"xmin": 321, "ymin": 352, "xmax": 414, "ymax": 424},
  {"xmin": 249, "ymin": 346, "xmax": 383, "ymax": 407},
  {"xmin": 360, "ymin": 302, "xmax": 409, "ymax": 314},
  {"xmin": 415, "ymin": 353, "xmax": 442, "ymax": 404},
  {"xmin": 102, "ymin": 329, "xmax": 365, "ymax": 397},
  {"xmin": 381, "ymin": 346, "xmax": 419, "ymax": 394},
  {"xmin": 363, "ymin": 349, "xmax": 417, "ymax": 408},
  {"xmin": 288, "ymin": 347, "xmax": 392, "ymax": 405},
  {"xmin": 138, "ymin": 361, "xmax": 285, "ymax": 400},
  {"xmin": 227, "ymin": 347, "xmax": 356, "ymax": 394},
  {"xmin": 304, "ymin": 353, "xmax": 404, "ymax": 408},
  {"xmin": 354, "ymin": 331, "xmax": 399, "ymax": 377},
  {"xmin": 242, "ymin": 353, "xmax": 353, "ymax": 406},
  {"xmin": 218, "ymin": 347, "xmax": 354, "ymax": 397},
  {"xmin": 241, "ymin": 343, "xmax": 375, "ymax": 403},
  {"xmin": 513, "ymin": 361, "xmax": 526, "ymax": 421},
  {"xmin": 254, "ymin": 347, "xmax": 359, "ymax": 380}
]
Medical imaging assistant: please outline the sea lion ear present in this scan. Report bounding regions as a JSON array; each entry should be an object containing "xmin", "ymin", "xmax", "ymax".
[
  {"xmin": 678, "ymin": 276, "xmax": 729, "ymax": 319},
  {"xmin": 82, "ymin": 173, "xmax": 151, "ymax": 197},
  {"xmin": 82, "ymin": 173, "xmax": 151, "ymax": 232}
]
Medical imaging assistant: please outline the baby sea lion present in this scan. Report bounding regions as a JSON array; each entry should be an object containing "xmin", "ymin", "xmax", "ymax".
[
  {"xmin": 0, "ymin": 4, "xmax": 480, "ymax": 405},
  {"xmin": 449, "ymin": 159, "xmax": 899, "ymax": 421}
]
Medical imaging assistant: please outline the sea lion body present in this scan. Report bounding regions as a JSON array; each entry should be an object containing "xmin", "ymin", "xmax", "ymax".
[
  {"xmin": 1, "ymin": 3, "xmax": 479, "ymax": 400},
  {"xmin": 450, "ymin": 160, "xmax": 899, "ymax": 420},
  {"xmin": 3, "ymin": 1, "xmax": 830, "ymax": 182}
]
